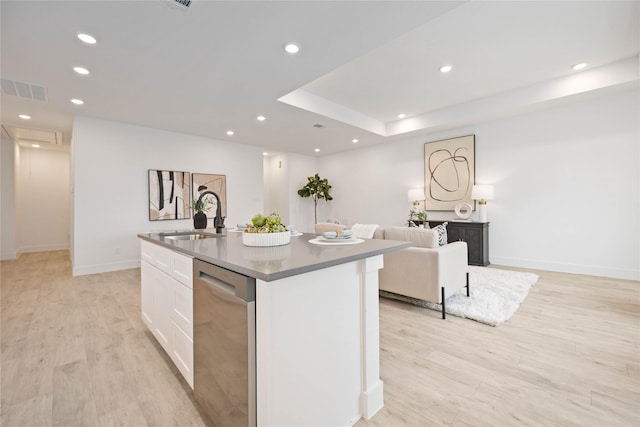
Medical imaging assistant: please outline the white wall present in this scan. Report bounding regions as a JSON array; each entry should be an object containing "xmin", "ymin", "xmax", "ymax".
[
  {"xmin": 264, "ymin": 155, "xmax": 290, "ymax": 224},
  {"xmin": 72, "ymin": 116, "xmax": 264, "ymax": 276},
  {"xmin": 2, "ymin": 138, "xmax": 70, "ymax": 259},
  {"xmin": 316, "ymin": 88, "xmax": 639, "ymax": 280},
  {"xmin": 263, "ymin": 153, "xmax": 319, "ymax": 233},
  {"xmin": 1, "ymin": 136, "xmax": 17, "ymax": 259},
  {"xmin": 15, "ymin": 145, "xmax": 70, "ymax": 254}
]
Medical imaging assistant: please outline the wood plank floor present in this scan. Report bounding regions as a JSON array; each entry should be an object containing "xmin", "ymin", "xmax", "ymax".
[{"xmin": 1, "ymin": 251, "xmax": 639, "ymax": 426}]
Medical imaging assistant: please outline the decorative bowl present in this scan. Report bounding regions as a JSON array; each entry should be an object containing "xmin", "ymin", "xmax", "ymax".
[{"xmin": 242, "ymin": 231, "xmax": 291, "ymax": 247}]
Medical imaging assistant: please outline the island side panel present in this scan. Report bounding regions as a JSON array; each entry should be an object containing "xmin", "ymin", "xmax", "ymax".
[
  {"xmin": 255, "ymin": 256, "xmax": 384, "ymax": 426},
  {"xmin": 359, "ymin": 254, "xmax": 385, "ymax": 419}
]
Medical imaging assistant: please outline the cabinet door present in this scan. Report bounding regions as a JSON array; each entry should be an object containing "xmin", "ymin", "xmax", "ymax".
[
  {"xmin": 171, "ymin": 252, "xmax": 193, "ymax": 288},
  {"xmin": 153, "ymin": 270, "xmax": 173, "ymax": 354},
  {"xmin": 446, "ymin": 224, "xmax": 462, "ymax": 243},
  {"xmin": 140, "ymin": 260, "xmax": 154, "ymax": 329},
  {"xmin": 141, "ymin": 240, "xmax": 155, "ymax": 263},
  {"xmin": 172, "ymin": 281, "xmax": 193, "ymax": 339},
  {"xmin": 154, "ymin": 245, "xmax": 172, "ymax": 275},
  {"xmin": 172, "ymin": 322, "xmax": 194, "ymax": 388},
  {"xmin": 463, "ymin": 227, "xmax": 484, "ymax": 265}
]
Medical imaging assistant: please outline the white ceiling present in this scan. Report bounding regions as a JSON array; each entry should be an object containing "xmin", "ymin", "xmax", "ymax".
[{"xmin": 1, "ymin": 0, "xmax": 638, "ymax": 156}]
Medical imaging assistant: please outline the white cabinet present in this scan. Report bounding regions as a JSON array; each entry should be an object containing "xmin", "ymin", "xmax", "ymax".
[
  {"xmin": 140, "ymin": 240, "xmax": 194, "ymax": 388},
  {"xmin": 140, "ymin": 260, "xmax": 154, "ymax": 329}
]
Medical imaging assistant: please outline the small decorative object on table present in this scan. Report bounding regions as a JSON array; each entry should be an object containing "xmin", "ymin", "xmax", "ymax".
[
  {"xmin": 454, "ymin": 203, "xmax": 473, "ymax": 221},
  {"xmin": 242, "ymin": 213, "xmax": 291, "ymax": 247},
  {"xmin": 407, "ymin": 208, "xmax": 428, "ymax": 227},
  {"xmin": 191, "ymin": 196, "xmax": 214, "ymax": 229}
]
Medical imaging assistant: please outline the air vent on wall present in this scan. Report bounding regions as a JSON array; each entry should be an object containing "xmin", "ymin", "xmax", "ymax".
[{"xmin": 1, "ymin": 79, "xmax": 48, "ymax": 102}]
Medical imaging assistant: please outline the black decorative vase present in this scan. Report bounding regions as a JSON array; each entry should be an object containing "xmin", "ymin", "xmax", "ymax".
[{"xmin": 193, "ymin": 212, "xmax": 208, "ymax": 229}]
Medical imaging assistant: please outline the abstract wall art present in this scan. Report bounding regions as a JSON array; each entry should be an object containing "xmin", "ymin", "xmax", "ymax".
[
  {"xmin": 148, "ymin": 169, "xmax": 191, "ymax": 220},
  {"xmin": 192, "ymin": 173, "xmax": 227, "ymax": 218},
  {"xmin": 424, "ymin": 135, "xmax": 475, "ymax": 211}
]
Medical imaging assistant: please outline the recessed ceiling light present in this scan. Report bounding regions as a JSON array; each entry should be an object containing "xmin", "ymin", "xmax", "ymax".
[
  {"xmin": 283, "ymin": 42, "xmax": 300, "ymax": 54},
  {"xmin": 397, "ymin": 113, "xmax": 406, "ymax": 119},
  {"xmin": 32, "ymin": 144, "xmax": 40, "ymax": 148},
  {"xmin": 314, "ymin": 148, "xmax": 320, "ymax": 153},
  {"xmin": 73, "ymin": 66, "xmax": 90, "ymax": 75},
  {"xmin": 263, "ymin": 152, "xmax": 268, "ymax": 156},
  {"xmin": 257, "ymin": 115, "xmax": 266, "ymax": 122},
  {"xmin": 77, "ymin": 33, "xmax": 97, "ymax": 44},
  {"xmin": 19, "ymin": 114, "xmax": 31, "ymax": 120},
  {"xmin": 352, "ymin": 139, "xmax": 358, "ymax": 143},
  {"xmin": 439, "ymin": 64, "xmax": 453, "ymax": 73},
  {"xmin": 572, "ymin": 62, "xmax": 587, "ymax": 70},
  {"xmin": 226, "ymin": 130, "xmax": 235, "ymax": 136},
  {"xmin": 71, "ymin": 98, "xmax": 84, "ymax": 105}
]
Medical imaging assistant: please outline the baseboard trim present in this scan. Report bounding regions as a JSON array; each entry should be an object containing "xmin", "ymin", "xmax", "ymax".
[
  {"xmin": 1, "ymin": 251, "xmax": 17, "ymax": 260},
  {"xmin": 492, "ymin": 256, "xmax": 640, "ymax": 281},
  {"xmin": 19, "ymin": 243, "xmax": 69, "ymax": 253},
  {"xmin": 72, "ymin": 259, "xmax": 140, "ymax": 277},
  {"xmin": 360, "ymin": 380, "xmax": 384, "ymax": 420}
]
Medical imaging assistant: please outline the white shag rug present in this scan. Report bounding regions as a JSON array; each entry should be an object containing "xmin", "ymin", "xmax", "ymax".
[{"xmin": 380, "ymin": 266, "xmax": 539, "ymax": 326}]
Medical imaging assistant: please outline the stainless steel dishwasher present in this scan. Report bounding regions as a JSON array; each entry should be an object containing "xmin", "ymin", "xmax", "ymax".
[{"xmin": 193, "ymin": 259, "xmax": 256, "ymax": 427}]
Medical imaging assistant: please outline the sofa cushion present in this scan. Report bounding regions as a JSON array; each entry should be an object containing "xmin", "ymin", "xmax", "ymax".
[
  {"xmin": 432, "ymin": 222, "xmax": 448, "ymax": 246},
  {"xmin": 351, "ymin": 224, "xmax": 380, "ymax": 239},
  {"xmin": 385, "ymin": 226, "xmax": 439, "ymax": 248}
]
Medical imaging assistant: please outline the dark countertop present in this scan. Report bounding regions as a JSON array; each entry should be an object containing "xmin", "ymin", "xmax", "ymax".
[{"xmin": 138, "ymin": 230, "xmax": 410, "ymax": 282}]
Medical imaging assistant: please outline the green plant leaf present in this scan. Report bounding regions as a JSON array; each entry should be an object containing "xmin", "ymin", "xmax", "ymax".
[{"xmin": 297, "ymin": 173, "xmax": 333, "ymax": 223}]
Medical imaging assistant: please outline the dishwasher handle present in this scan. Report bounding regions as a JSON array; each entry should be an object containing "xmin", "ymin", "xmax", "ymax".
[{"xmin": 194, "ymin": 259, "xmax": 256, "ymax": 302}]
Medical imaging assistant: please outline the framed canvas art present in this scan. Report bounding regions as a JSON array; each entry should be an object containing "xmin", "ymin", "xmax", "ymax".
[
  {"xmin": 148, "ymin": 169, "xmax": 191, "ymax": 220},
  {"xmin": 424, "ymin": 135, "xmax": 475, "ymax": 211},
  {"xmin": 192, "ymin": 173, "xmax": 227, "ymax": 218}
]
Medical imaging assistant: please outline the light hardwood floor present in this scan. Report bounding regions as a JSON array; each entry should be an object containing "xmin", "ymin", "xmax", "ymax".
[{"xmin": 1, "ymin": 251, "xmax": 638, "ymax": 426}]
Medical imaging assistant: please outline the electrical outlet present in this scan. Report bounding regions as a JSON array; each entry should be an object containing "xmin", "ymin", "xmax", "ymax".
[{"xmin": 115, "ymin": 247, "xmax": 121, "ymax": 255}]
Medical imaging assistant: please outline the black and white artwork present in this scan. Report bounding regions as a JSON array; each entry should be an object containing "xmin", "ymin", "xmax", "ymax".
[
  {"xmin": 192, "ymin": 173, "xmax": 227, "ymax": 218},
  {"xmin": 148, "ymin": 169, "xmax": 191, "ymax": 220},
  {"xmin": 424, "ymin": 135, "xmax": 475, "ymax": 211}
]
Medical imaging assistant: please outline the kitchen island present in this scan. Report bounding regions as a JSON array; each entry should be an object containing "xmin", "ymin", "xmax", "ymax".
[{"xmin": 138, "ymin": 230, "xmax": 409, "ymax": 427}]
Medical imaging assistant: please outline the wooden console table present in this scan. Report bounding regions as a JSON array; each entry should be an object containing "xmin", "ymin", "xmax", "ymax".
[{"xmin": 428, "ymin": 220, "xmax": 490, "ymax": 266}]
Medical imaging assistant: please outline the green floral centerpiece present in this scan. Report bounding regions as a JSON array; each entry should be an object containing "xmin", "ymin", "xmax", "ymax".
[
  {"xmin": 242, "ymin": 213, "xmax": 290, "ymax": 246},
  {"xmin": 244, "ymin": 213, "xmax": 287, "ymax": 233}
]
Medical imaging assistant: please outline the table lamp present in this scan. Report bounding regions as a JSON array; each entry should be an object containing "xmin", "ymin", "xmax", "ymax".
[{"xmin": 471, "ymin": 185, "xmax": 494, "ymax": 222}]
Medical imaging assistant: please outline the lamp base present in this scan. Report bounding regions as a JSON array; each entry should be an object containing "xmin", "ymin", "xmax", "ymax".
[{"xmin": 478, "ymin": 204, "xmax": 487, "ymax": 223}]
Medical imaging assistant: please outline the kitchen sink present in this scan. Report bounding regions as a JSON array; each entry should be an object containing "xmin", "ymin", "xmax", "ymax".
[{"xmin": 160, "ymin": 231, "xmax": 224, "ymax": 240}]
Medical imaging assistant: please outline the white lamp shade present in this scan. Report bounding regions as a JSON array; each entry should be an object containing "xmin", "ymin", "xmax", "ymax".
[
  {"xmin": 471, "ymin": 185, "xmax": 494, "ymax": 201},
  {"xmin": 408, "ymin": 188, "xmax": 425, "ymax": 202}
]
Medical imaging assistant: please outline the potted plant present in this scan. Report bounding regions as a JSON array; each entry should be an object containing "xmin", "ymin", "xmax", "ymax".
[
  {"xmin": 407, "ymin": 209, "xmax": 428, "ymax": 227},
  {"xmin": 242, "ymin": 213, "xmax": 290, "ymax": 246},
  {"xmin": 297, "ymin": 173, "xmax": 333, "ymax": 224},
  {"xmin": 191, "ymin": 196, "xmax": 214, "ymax": 229}
]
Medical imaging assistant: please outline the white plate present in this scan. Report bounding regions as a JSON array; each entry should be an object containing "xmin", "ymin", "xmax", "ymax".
[
  {"xmin": 309, "ymin": 237, "xmax": 364, "ymax": 245},
  {"xmin": 290, "ymin": 232, "xmax": 303, "ymax": 237},
  {"xmin": 321, "ymin": 234, "xmax": 354, "ymax": 240}
]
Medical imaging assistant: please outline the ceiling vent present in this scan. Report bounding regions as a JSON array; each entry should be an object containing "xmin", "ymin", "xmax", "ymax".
[
  {"xmin": 1, "ymin": 78, "xmax": 48, "ymax": 102},
  {"xmin": 1, "ymin": 125, "xmax": 62, "ymax": 145}
]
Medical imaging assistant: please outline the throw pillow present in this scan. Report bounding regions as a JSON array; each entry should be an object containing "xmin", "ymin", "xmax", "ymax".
[{"xmin": 432, "ymin": 222, "xmax": 448, "ymax": 246}]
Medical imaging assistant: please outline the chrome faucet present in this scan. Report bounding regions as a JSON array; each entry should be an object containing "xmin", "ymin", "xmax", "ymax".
[{"xmin": 195, "ymin": 191, "xmax": 225, "ymax": 233}]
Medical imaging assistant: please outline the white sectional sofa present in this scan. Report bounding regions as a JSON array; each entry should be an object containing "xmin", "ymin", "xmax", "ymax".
[
  {"xmin": 378, "ymin": 226, "xmax": 469, "ymax": 319},
  {"xmin": 313, "ymin": 222, "xmax": 469, "ymax": 318}
]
